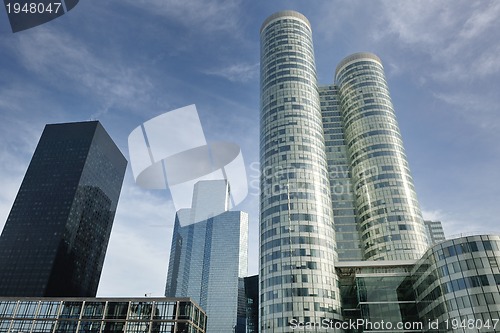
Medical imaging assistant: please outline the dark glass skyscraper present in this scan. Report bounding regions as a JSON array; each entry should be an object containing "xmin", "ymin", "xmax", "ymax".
[{"xmin": 0, "ymin": 121, "xmax": 127, "ymax": 297}]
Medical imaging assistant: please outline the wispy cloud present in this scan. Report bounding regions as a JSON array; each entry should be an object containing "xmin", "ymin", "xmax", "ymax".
[
  {"xmin": 98, "ymin": 222, "xmax": 170, "ymax": 296},
  {"xmin": 119, "ymin": 0, "xmax": 243, "ymax": 36},
  {"xmin": 98, "ymin": 182, "xmax": 175, "ymax": 296},
  {"xmin": 421, "ymin": 209, "xmax": 477, "ymax": 239},
  {"xmin": 203, "ymin": 62, "xmax": 259, "ymax": 83},
  {"xmin": 459, "ymin": 2, "xmax": 500, "ymax": 40},
  {"xmin": 376, "ymin": 1, "xmax": 500, "ymax": 82},
  {"xmin": 433, "ymin": 91, "xmax": 500, "ymax": 131},
  {"xmin": 11, "ymin": 27, "xmax": 154, "ymax": 115}
]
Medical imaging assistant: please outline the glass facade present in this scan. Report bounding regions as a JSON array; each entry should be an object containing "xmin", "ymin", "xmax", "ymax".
[
  {"xmin": 424, "ymin": 220, "xmax": 446, "ymax": 244},
  {"xmin": 0, "ymin": 121, "xmax": 127, "ymax": 297},
  {"xmin": 260, "ymin": 10, "xmax": 342, "ymax": 332},
  {"xmin": 320, "ymin": 85, "xmax": 362, "ymax": 261},
  {"xmin": 335, "ymin": 53, "xmax": 429, "ymax": 260},
  {"xmin": 411, "ymin": 235, "xmax": 500, "ymax": 332},
  {"xmin": 0, "ymin": 297, "xmax": 206, "ymax": 333},
  {"xmin": 335, "ymin": 235, "xmax": 500, "ymax": 332},
  {"xmin": 243, "ymin": 275, "xmax": 259, "ymax": 333},
  {"xmin": 336, "ymin": 261, "xmax": 418, "ymax": 333},
  {"xmin": 165, "ymin": 180, "xmax": 248, "ymax": 333},
  {"xmin": 259, "ymin": 10, "xmax": 500, "ymax": 332}
]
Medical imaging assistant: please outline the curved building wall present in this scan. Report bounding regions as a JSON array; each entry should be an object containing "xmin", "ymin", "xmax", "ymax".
[
  {"xmin": 412, "ymin": 235, "xmax": 500, "ymax": 332},
  {"xmin": 260, "ymin": 10, "xmax": 341, "ymax": 332},
  {"xmin": 335, "ymin": 53, "xmax": 429, "ymax": 260}
]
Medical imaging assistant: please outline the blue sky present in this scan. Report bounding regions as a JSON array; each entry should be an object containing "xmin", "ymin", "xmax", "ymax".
[{"xmin": 1, "ymin": 1, "xmax": 499, "ymax": 296}]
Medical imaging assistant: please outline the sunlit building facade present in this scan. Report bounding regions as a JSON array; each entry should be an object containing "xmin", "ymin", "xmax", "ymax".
[
  {"xmin": 334, "ymin": 53, "xmax": 429, "ymax": 261},
  {"xmin": 165, "ymin": 180, "xmax": 248, "ymax": 333},
  {"xmin": 260, "ymin": 9, "xmax": 500, "ymax": 333},
  {"xmin": 260, "ymin": 10, "xmax": 342, "ymax": 332},
  {"xmin": 424, "ymin": 220, "xmax": 446, "ymax": 244}
]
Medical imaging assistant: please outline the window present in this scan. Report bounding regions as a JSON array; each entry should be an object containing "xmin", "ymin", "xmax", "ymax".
[
  {"xmin": 82, "ymin": 302, "xmax": 105, "ymax": 320},
  {"xmin": 105, "ymin": 302, "xmax": 129, "ymax": 320}
]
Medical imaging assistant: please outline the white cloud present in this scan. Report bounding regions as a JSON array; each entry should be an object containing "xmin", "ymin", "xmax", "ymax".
[
  {"xmin": 98, "ymin": 182, "xmax": 176, "ymax": 296},
  {"xmin": 421, "ymin": 209, "xmax": 447, "ymax": 222},
  {"xmin": 421, "ymin": 209, "xmax": 467, "ymax": 239},
  {"xmin": 433, "ymin": 91, "xmax": 500, "ymax": 131},
  {"xmin": 375, "ymin": 1, "xmax": 500, "ymax": 81},
  {"xmin": 203, "ymin": 62, "xmax": 259, "ymax": 83},
  {"xmin": 377, "ymin": 2, "xmax": 461, "ymax": 49},
  {"xmin": 459, "ymin": 1, "xmax": 500, "ymax": 40},
  {"xmin": 11, "ymin": 27, "xmax": 154, "ymax": 115},
  {"xmin": 119, "ymin": 0, "xmax": 243, "ymax": 36},
  {"xmin": 474, "ymin": 44, "xmax": 500, "ymax": 77},
  {"xmin": 98, "ymin": 222, "xmax": 170, "ymax": 297}
]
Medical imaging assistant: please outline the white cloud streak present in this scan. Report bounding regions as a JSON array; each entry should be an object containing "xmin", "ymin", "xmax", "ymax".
[
  {"xmin": 377, "ymin": 1, "xmax": 500, "ymax": 81},
  {"xmin": 11, "ymin": 27, "xmax": 154, "ymax": 115},
  {"xmin": 119, "ymin": 0, "xmax": 243, "ymax": 36},
  {"xmin": 98, "ymin": 182, "xmax": 175, "ymax": 296},
  {"xmin": 203, "ymin": 63, "xmax": 259, "ymax": 83}
]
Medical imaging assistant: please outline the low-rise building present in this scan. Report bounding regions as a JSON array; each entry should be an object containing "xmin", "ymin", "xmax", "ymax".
[{"xmin": 0, "ymin": 297, "xmax": 206, "ymax": 333}]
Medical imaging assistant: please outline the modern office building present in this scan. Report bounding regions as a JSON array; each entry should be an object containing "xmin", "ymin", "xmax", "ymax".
[
  {"xmin": 165, "ymin": 180, "xmax": 248, "ymax": 333},
  {"xmin": 260, "ymin": 10, "xmax": 343, "ymax": 332},
  {"xmin": 260, "ymin": 10, "xmax": 500, "ymax": 332},
  {"xmin": 0, "ymin": 121, "xmax": 127, "ymax": 297},
  {"xmin": 335, "ymin": 259, "xmax": 419, "ymax": 331},
  {"xmin": 321, "ymin": 60, "xmax": 431, "ymax": 262},
  {"xmin": 336, "ymin": 235, "xmax": 500, "ymax": 333},
  {"xmin": 0, "ymin": 297, "xmax": 206, "ymax": 333},
  {"xmin": 424, "ymin": 220, "xmax": 446, "ymax": 244},
  {"xmin": 334, "ymin": 53, "xmax": 429, "ymax": 261},
  {"xmin": 411, "ymin": 234, "xmax": 500, "ymax": 333}
]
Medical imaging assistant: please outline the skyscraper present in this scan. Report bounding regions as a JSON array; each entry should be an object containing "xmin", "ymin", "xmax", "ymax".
[
  {"xmin": 165, "ymin": 180, "xmax": 248, "ymax": 333},
  {"xmin": 260, "ymin": 10, "xmax": 342, "ymax": 332},
  {"xmin": 334, "ymin": 53, "xmax": 429, "ymax": 261},
  {"xmin": 0, "ymin": 121, "xmax": 127, "ymax": 297},
  {"xmin": 260, "ymin": 10, "xmax": 433, "ymax": 331}
]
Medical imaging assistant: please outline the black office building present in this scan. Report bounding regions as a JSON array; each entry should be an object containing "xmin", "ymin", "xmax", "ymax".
[{"xmin": 0, "ymin": 121, "xmax": 127, "ymax": 297}]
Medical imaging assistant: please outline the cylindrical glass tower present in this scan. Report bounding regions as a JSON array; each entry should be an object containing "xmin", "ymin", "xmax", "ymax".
[
  {"xmin": 260, "ymin": 10, "xmax": 341, "ymax": 332},
  {"xmin": 335, "ymin": 52, "xmax": 430, "ymax": 260}
]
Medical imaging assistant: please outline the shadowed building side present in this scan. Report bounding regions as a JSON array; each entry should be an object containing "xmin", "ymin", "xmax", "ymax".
[{"xmin": 0, "ymin": 121, "xmax": 127, "ymax": 297}]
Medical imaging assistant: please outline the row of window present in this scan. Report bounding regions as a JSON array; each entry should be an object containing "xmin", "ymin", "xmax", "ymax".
[
  {"xmin": 0, "ymin": 301, "xmax": 201, "ymax": 324},
  {"xmin": 262, "ymin": 224, "xmax": 319, "ymax": 241},
  {"xmin": 0, "ymin": 319, "xmax": 200, "ymax": 333},
  {"xmin": 261, "ymin": 235, "xmax": 333, "ymax": 252},
  {"xmin": 336, "ymin": 61, "xmax": 383, "ymax": 84},
  {"xmin": 261, "ymin": 247, "xmax": 335, "ymax": 264}
]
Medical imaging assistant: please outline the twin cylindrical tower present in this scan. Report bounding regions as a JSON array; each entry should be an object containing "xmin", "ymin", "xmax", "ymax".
[{"xmin": 260, "ymin": 10, "xmax": 429, "ymax": 332}]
